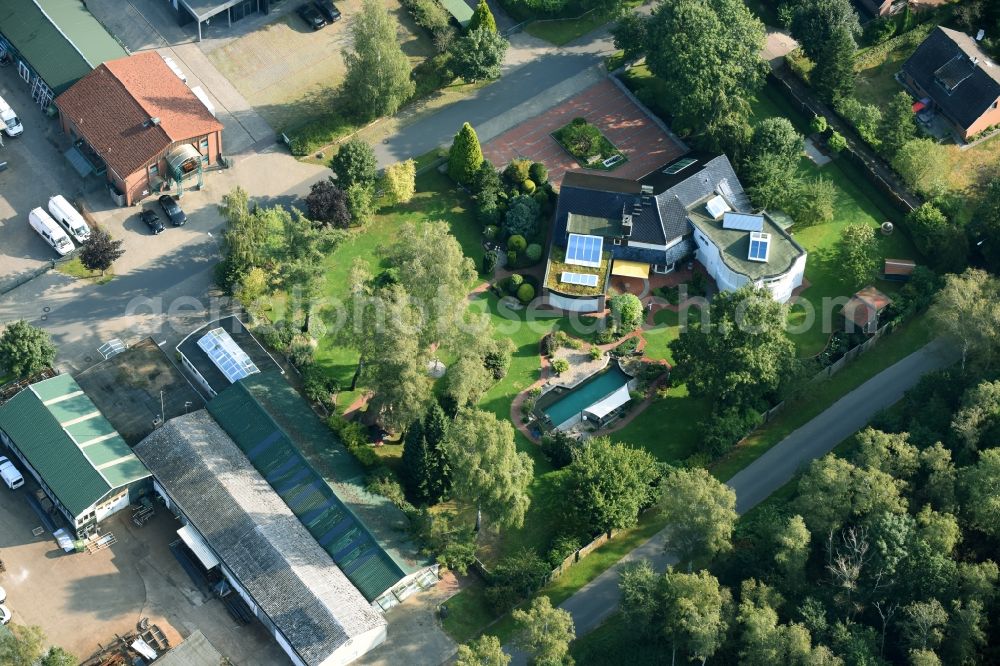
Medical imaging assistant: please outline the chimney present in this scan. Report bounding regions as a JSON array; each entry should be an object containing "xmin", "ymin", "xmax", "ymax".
[
  {"xmin": 622, "ymin": 204, "xmax": 633, "ymax": 237},
  {"xmin": 150, "ymin": 117, "xmax": 161, "ymax": 126}
]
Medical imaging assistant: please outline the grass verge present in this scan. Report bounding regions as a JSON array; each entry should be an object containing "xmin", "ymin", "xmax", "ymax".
[{"xmin": 55, "ymin": 257, "xmax": 114, "ymax": 284}]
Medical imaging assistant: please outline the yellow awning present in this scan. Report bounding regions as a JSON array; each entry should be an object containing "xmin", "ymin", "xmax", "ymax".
[{"xmin": 611, "ymin": 260, "xmax": 650, "ymax": 279}]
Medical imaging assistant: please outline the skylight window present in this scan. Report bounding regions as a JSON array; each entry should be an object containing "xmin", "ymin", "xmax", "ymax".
[
  {"xmin": 566, "ymin": 234, "xmax": 604, "ymax": 268},
  {"xmin": 748, "ymin": 231, "xmax": 771, "ymax": 263}
]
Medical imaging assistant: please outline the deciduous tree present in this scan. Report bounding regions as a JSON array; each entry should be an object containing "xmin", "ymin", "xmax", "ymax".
[
  {"xmin": 79, "ymin": 227, "xmax": 124, "ymax": 276},
  {"xmin": 643, "ymin": 0, "xmax": 767, "ymax": 138},
  {"xmin": 330, "ymin": 138, "xmax": 378, "ymax": 189},
  {"xmin": 660, "ymin": 467, "xmax": 737, "ymax": 563},
  {"xmin": 445, "ymin": 409, "xmax": 533, "ymax": 530},
  {"xmin": 669, "ymin": 285, "xmax": 796, "ymax": 409},
  {"xmin": 789, "ymin": 176, "xmax": 836, "ymax": 226},
  {"xmin": 342, "ymin": 0, "xmax": 414, "ymax": 120},
  {"xmin": 0, "ymin": 320, "xmax": 56, "ymax": 379},
  {"xmin": 893, "ymin": 139, "xmax": 950, "ymax": 198},
  {"xmin": 382, "ymin": 159, "xmax": 417, "ymax": 205},
  {"xmin": 836, "ymin": 223, "xmax": 879, "ymax": 289},
  {"xmin": 449, "ymin": 27, "xmax": 508, "ymax": 83},
  {"xmin": 929, "ymin": 269, "xmax": 1000, "ymax": 371},
  {"xmin": 0, "ymin": 624, "xmax": 46, "ymax": 666},
  {"xmin": 512, "ymin": 596, "xmax": 576, "ymax": 665},
  {"xmin": 565, "ymin": 437, "xmax": 661, "ymax": 534},
  {"xmin": 609, "ymin": 293, "xmax": 643, "ymax": 332},
  {"xmin": 961, "ymin": 448, "xmax": 1000, "ymax": 539},
  {"xmin": 306, "ymin": 180, "xmax": 351, "ymax": 228},
  {"xmin": 455, "ymin": 635, "xmax": 510, "ymax": 666},
  {"xmin": 774, "ymin": 514, "xmax": 811, "ymax": 586}
]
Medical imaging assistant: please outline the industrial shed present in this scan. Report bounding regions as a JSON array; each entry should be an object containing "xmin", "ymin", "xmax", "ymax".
[
  {"xmin": 208, "ymin": 371, "xmax": 438, "ymax": 610},
  {"xmin": 0, "ymin": 374, "xmax": 151, "ymax": 537},
  {"xmin": 135, "ymin": 411, "xmax": 387, "ymax": 666}
]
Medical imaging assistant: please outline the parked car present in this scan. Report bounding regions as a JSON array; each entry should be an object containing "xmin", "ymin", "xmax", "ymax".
[
  {"xmin": 0, "ymin": 605, "xmax": 10, "ymax": 625},
  {"xmin": 158, "ymin": 194, "xmax": 187, "ymax": 226},
  {"xmin": 140, "ymin": 209, "xmax": 165, "ymax": 235},
  {"xmin": 0, "ymin": 457, "xmax": 24, "ymax": 490},
  {"xmin": 0, "ymin": 585, "xmax": 6, "ymax": 604},
  {"xmin": 297, "ymin": 3, "xmax": 327, "ymax": 29},
  {"xmin": 313, "ymin": 0, "xmax": 341, "ymax": 22}
]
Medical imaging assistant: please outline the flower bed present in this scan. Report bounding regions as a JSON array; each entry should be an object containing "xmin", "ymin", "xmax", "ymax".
[{"xmin": 551, "ymin": 117, "xmax": 625, "ymax": 171}]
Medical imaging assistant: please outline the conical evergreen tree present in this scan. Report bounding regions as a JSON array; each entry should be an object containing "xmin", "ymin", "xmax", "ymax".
[
  {"xmin": 448, "ymin": 122, "xmax": 484, "ymax": 185},
  {"xmin": 422, "ymin": 400, "xmax": 451, "ymax": 502},
  {"xmin": 468, "ymin": 0, "xmax": 498, "ymax": 33},
  {"xmin": 401, "ymin": 401, "xmax": 451, "ymax": 504}
]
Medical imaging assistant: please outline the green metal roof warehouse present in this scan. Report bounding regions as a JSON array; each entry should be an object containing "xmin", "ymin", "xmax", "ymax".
[
  {"xmin": 0, "ymin": 374, "xmax": 151, "ymax": 537},
  {"xmin": 0, "ymin": 0, "xmax": 128, "ymax": 96}
]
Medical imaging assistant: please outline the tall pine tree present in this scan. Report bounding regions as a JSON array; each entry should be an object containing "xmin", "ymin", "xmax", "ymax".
[
  {"xmin": 448, "ymin": 123, "xmax": 484, "ymax": 185},
  {"xmin": 402, "ymin": 401, "xmax": 450, "ymax": 504}
]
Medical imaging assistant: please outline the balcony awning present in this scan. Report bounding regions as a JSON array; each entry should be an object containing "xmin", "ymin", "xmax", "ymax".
[
  {"xmin": 584, "ymin": 384, "xmax": 632, "ymax": 420},
  {"xmin": 166, "ymin": 143, "xmax": 202, "ymax": 179},
  {"xmin": 177, "ymin": 524, "xmax": 219, "ymax": 570},
  {"xmin": 611, "ymin": 260, "xmax": 650, "ymax": 279}
]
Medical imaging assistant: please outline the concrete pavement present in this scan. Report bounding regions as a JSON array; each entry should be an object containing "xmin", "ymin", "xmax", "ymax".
[{"xmin": 505, "ymin": 338, "xmax": 957, "ymax": 663}]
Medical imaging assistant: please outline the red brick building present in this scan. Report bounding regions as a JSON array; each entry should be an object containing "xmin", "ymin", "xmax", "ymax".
[
  {"xmin": 55, "ymin": 52, "xmax": 223, "ymax": 205},
  {"xmin": 901, "ymin": 27, "xmax": 1000, "ymax": 141}
]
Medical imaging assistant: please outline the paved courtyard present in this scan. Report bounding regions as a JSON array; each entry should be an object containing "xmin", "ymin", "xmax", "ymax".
[
  {"xmin": 482, "ymin": 78, "xmax": 686, "ymax": 187},
  {"xmin": 0, "ymin": 479, "xmax": 287, "ymax": 663}
]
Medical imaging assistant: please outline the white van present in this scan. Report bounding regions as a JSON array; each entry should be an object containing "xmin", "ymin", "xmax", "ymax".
[
  {"xmin": 28, "ymin": 208, "xmax": 74, "ymax": 256},
  {"xmin": 47, "ymin": 195, "xmax": 90, "ymax": 243},
  {"xmin": 0, "ymin": 457, "xmax": 24, "ymax": 490},
  {"xmin": 0, "ymin": 95, "xmax": 23, "ymax": 137}
]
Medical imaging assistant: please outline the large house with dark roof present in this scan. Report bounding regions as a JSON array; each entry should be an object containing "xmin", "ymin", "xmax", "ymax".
[
  {"xmin": 135, "ymin": 411, "xmax": 387, "ymax": 666},
  {"xmin": 54, "ymin": 51, "xmax": 223, "ymax": 205},
  {"xmin": 542, "ymin": 153, "xmax": 807, "ymax": 312},
  {"xmin": 901, "ymin": 26, "xmax": 1000, "ymax": 141},
  {"xmin": 0, "ymin": 374, "xmax": 151, "ymax": 538}
]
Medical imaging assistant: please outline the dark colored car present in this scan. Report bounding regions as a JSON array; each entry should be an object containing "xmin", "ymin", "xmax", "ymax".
[
  {"xmin": 297, "ymin": 3, "xmax": 327, "ymax": 29},
  {"xmin": 313, "ymin": 0, "xmax": 341, "ymax": 22},
  {"xmin": 140, "ymin": 209, "xmax": 164, "ymax": 235},
  {"xmin": 158, "ymin": 194, "xmax": 187, "ymax": 226}
]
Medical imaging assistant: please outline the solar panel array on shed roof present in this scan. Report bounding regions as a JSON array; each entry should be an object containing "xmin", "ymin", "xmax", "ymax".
[
  {"xmin": 197, "ymin": 328, "xmax": 260, "ymax": 384},
  {"xmin": 723, "ymin": 212, "xmax": 764, "ymax": 232},
  {"xmin": 207, "ymin": 383, "xmax": 406, "ymax": 602},
  {"xmin": 566, "ymin": 234, "xmax": 604, "ymax": 268},
  {"xmin": 560, "ymin": 271, "xmax": 600, "ymax": 287}
]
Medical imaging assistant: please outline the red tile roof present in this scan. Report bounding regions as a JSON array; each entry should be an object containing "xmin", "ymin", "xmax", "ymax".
[
  {"xmin": 844, "ymin": 286, "xmax": 893, "ymax": 329},
  {"xmin": 55, "ymin": 52, "xmax": 223, "ymax": 178}
]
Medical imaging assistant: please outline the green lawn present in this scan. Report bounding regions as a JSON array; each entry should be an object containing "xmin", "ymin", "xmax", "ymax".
[
  {"xmin": 310, "ymin": 169, "xmax": 485, "ymax": 391},
  {"xmin": 55, "ymin": 256, "xmax": 114, "ymax": 284},
  {"xmin": 525, "ymin": 9, "xmax": 611, "ymax": 45}
]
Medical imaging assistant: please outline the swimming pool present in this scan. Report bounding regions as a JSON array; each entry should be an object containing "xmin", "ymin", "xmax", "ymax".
[{"xmin": 539, "ymin": 363, "xmax": 632, "ymax": 429}]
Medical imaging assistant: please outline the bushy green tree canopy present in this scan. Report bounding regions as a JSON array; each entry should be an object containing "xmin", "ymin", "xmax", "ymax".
[
  {"xmin": 342, "ymin": 0, "xmax": 415, "ymax": 120},
  {"xmin": 0, "ymin": 321, "xmax": 56, "ymax": 379}
]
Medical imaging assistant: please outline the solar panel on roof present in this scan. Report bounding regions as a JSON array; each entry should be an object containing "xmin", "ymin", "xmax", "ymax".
[
  {"xmin": 705, "ymin": 195, "xmax": 732, "ymax": 220},
  {"xmin": 560, "ymin": 271, "xmax": 600, "ymax": 287},
  {"xmin": 723, "ymin": 212, "xmax": 764, "ymax": 232},
  {"xmin": 566, "ymin": 234, "xmax": 604, "ymax": 268},
  {"xmin": 197, "ymin": 328, "xmax": 260, "ymax": 384},
  {"xmin": 748, "ymin": 231, "xmax": 771, "ymax": 262},
  {"xmin": 663, "ymin": 157, "xmax": 697, "ymax": 175}
]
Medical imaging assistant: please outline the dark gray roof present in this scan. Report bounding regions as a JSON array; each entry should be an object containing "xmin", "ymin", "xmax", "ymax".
[
  {"xmin": 134, "ymin": 411, "xmax": 385, "ymax": 666},
  {"xmin": 177, "ymin": 315, "xmax": 282, "ymax": 395},
  {"xmin": 902, "ymin": 26, "xmax": 1000, "ymax": 131},
  {"xmin": 554, "ymin": 154, "xmax": 750, "ymax": 248}
]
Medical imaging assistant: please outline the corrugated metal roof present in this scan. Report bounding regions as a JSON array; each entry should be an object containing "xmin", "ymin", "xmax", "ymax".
[
  {"xmin": 207, "ymin": 379, "xmax": 408, "ymax": 602},
  {"xmin": 0, "ymin": 375, "xmax": 149, "ymax": 516},
  {"xmin": 0, "ymin": 0, "xmax": 126, "ymax": 94},
  {"xmin": 134, "ymin": 412, "xmax": 385, "ymax": 666}
]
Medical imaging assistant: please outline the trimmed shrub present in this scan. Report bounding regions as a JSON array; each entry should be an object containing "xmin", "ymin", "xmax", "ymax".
[
  {"xmin": 508, "ymin": 234, "xmax": 527, "ymax": 252},
  {"xmin": 827, "ymin": 130, "xmax": 847, "ymax": 154},
  {"xmin": 516, "ymin": 282, "xmax": 535, "ymax": 304},
  {"xmin": 521, "ymin": 178, "xmax": 536, "ymax": 194},
  {"xmin": 609, "ymin": 293, "xmax": 644, "ymax": 332},
  {"xmin": 448, "ymin": 122, "xmax": 484, "ymax": 184},
  {"xmin": 504, "ymin": 194, "xmax": 541, "ymax": 238},
  {"xmin": 328, "ymin": 415, "xmax": 381, "ymax": 467},
  {"xmin": 483, "ymin": 249, "xmax": 498, "ymax": 274},
  {"xmin": 551, "ymin": 357, "xmax": 569, "ymax": 375},
  {"xmin": 810, "ymin": 115, "xmax": 827, "ymax": 134},
  {"xmin": 288, "ymin": 336, "xmax": 316, "ymax": 368},
  {"xmin": 529, "ymin": 161, "xmax": 548, "ymax": 185},
  {"xmin": 540, "ymin": 430, "xmax": 583, "ymax": 468},
  {"xmin": 504, "ymin": 158, "xmax": 531, "ymax": 184},
  {"xmin": 483, "ymin": 224, "xmax": 499, "ymax": 240},
  {"xmin": 589, "ymin": 346, "xmax": 603, "ymax": 361},
  {"xmin": 700, "ymin": 406, "xmax": 760, "ymax": 457},
  {"xmin": 547, "ymin": 534, "xmax": 581, "ymax": 567},
  {"xmin": 507, "ymin": 273, "xmax": 524, "ymax": 294},
  {"xmin": 507, "ymin": 249, "xmax": 517, "ymax": 265},
  {"xmin": 525, "ymin": 243, "xmax": 543, "ymax": 262}
]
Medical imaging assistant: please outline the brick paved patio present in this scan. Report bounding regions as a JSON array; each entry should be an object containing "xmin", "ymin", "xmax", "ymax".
[{"xmin": 483, "ymin": 78, "xmax": 686, "ymax": 187}]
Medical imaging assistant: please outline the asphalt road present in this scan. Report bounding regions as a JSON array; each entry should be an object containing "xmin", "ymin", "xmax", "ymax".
[{"xmin": 506, "ymin": 337, "xmax": 957, "ymax": 663}]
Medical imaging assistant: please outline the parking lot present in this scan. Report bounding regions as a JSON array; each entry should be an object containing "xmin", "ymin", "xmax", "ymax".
[
  {"xmin": 0, "ymin": 469, "xmax": 289, "ymax": 663},
  {"xmin": 0, "ymin": 66, "xmax": 89, "ymax": 289}
]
